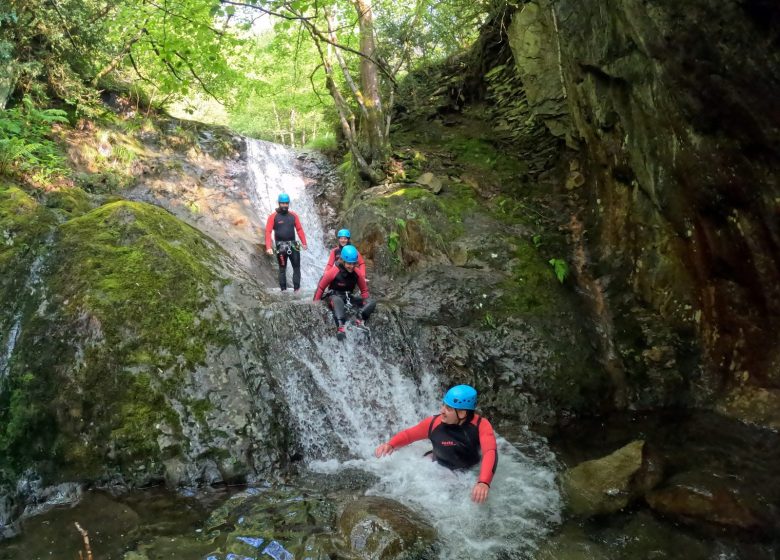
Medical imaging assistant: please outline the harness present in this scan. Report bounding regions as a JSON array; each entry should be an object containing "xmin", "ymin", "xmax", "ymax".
[{"xmin": 275, "ymin": 240, "xmax": 301, "ymax": 255}]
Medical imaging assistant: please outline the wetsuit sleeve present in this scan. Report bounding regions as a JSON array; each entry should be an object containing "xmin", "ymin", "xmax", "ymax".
[
  {"xmin": 326, "ymin": 248, "xmax": 336, "ymax": 268},
  {"xmin": 388, "ymin": 416, "xmax": 437, "ymax": 449},
  {"xmin": 356, "ymin": 267, "xmax": 370, "ymax": 299},
  {"xmin": 314, "ymin": 266, "xmax": 338, "ymax": 301},
  {"xmin": 292, "ymin": 212, "xmax": 307, "ymax": 246},
  {"xmin": 477, "ymin": 417, "xmax": 498, "ymax": 486},
  {"xmin": 264, "ymin": 213, "xmax": 276, "ymax": 250},
  {"xmin": 358, "ymin": 252, "xmax": 366, "ymax": 270}
]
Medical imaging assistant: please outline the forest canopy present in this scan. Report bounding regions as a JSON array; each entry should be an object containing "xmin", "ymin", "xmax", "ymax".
[{"xmin": 1, "ymin": 0, "xmax": 501, "ymax": 181}]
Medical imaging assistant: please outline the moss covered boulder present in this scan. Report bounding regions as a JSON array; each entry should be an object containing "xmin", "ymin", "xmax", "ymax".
[
  {"xmin": 0, "ymin": 200, "xmax": 284, "ymax": 491},
  {"xmin": 561, "ymin": 440, "xmax": 662, "ymax": 518}
]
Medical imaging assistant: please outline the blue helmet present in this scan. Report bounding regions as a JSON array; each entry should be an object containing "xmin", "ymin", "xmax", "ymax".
[
  {"xmin": 340, "ymin": 245, "xmax": 359, "ymax": 263},
  {"xmin": 278, "ymin": 193, "xmax": 290, "ymax": 203},
  {"xmin": 443, "ymin": 385, "xmax": 477, "ymax": 410},
  {"xmin": 337, "ymin": 228, "xmax": 351, "ymax": 239}
]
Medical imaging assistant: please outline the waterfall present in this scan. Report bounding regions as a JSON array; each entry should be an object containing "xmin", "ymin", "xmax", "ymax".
[
  {"xmin": 246, "ymin": 139, "xmax": 331, "ymax": 294},
  {"xmin": 0, "ymin": 316, "xmax": 21, "ymax": 383},
  {"xmin": 1, "ymin": 249, "xmax": 49, "ymax": 384},
  {"xmin": 245, "ymin": 140, "xmax": 562, "ymax": 558}
]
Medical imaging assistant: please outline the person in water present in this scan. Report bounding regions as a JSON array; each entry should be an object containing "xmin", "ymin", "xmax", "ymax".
[
  {"xmin": 314, "ymin": 245, "xmax": 376, "ymax": 340},
  {"xmin": 374, "ymin": 384, "xmax": 497, "ymax": 504},
  {"xmin": 265, "ymin": 193, "xmax": 308, "ymax": 292},
  {"xmin": 324, "ymin": 228, "xmax": 365, "ymax": 273}
]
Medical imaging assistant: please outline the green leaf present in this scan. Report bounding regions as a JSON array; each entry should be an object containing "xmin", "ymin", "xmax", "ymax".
[{"xmin": 548, "ymin": 258, "xmax": 569, "ymax": 284}]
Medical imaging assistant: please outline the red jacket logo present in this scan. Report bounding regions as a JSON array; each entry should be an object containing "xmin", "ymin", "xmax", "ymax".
[{"xmin": 440, "ymin": 441, "xmax": 457, "ymax": 446}]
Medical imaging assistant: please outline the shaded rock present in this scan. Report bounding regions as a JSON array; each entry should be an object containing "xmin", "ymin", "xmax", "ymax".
[
  {"xmin": 646, "ymin": 471, "xmax": 779, "ymax": 535},
  {"xmin": 561, "ymin": 440, "xmax": 662, "ymax": 517},
  {"xmin": 533, "ymin": 524, "xmax": 610, "ymax": 560},
  {"xmin": 508, "ymin": 0, "xmax": 780, "ymax": 408},
  {"xmin": 337, "ymin": 496, "xmax": 437, "ymax": 560},
  {"xmin": 593, "ymin": 511, "xmax": 713, "ymax": 560},
  {"xmin": 716, "ymin": 386, "xmax": 780, "ymax": 431}
]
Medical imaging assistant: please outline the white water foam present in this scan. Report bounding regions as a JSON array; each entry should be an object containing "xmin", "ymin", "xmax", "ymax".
[{"xmin": 245, "ymin": 140, "xmax": 562, "ymax": 558}]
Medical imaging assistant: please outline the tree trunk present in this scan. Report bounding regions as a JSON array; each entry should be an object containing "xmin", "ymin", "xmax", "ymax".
[{"xmin": 353, "ymin": 0, "xmax": 389, "ymax": 169}]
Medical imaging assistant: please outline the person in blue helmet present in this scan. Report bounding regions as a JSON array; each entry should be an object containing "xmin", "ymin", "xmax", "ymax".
[
  {"xmin": 375, "ymin": 384, "xmax": 497, "ymax": 503},
  {"xmin": 314, "ymin": 244, "xmax": 376, "ymax": 340},
  {"xmin": 323, "ymin": 228, "xmax": 365, "ymax": 274},
  {"xmin": 265, "ymin": 193, "xmax": 308, "ymax": 292}
]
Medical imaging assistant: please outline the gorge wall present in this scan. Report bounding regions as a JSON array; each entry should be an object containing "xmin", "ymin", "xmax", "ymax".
[{"xmin": 506, "ymin": 0, "xmax": 780, "ymax": 425}]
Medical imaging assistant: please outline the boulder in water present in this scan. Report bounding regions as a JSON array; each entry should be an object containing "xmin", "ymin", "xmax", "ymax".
[
  {"xmin": 646, "ymin": 471, "xmax": 779, "ymax": 535},
  {"xmin": 561, "ymin": 440, "xmax": 662, "ymax": 517},
  {"xmin": 337, "ymin": 496, "xmax": 437, "ymax": 560}
]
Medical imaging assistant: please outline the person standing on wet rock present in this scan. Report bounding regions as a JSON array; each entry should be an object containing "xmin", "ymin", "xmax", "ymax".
[
  {"xmin": 265, "ymin": 193, "xmax": 308, "ymax": 292},
  {"xmin": 375, "ymin": 385, "xmax": 497, "ymax": 504}
]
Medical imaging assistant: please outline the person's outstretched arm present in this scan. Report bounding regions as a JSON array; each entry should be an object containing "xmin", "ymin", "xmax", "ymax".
[
  {"xmin": 375, "ymin": 416, "xmax": 435, "ymax": 457},
  {"xmin": 326, "ymin": 248, "xmax": 336, "ymax": 268},
  {"xmin": 472, "ymin": 416, "xmax": 498, "ymax": 503}
]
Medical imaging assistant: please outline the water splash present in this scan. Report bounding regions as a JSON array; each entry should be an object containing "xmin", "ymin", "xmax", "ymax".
[{"xmin": 245, "ymin": 141, "xmax": 562, "ymax": 558}]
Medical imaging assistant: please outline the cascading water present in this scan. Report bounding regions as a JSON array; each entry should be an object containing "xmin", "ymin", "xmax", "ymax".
[
  {"xmin": 246, "ymin": 139, "xmax": 331, "ymax": 294},
  {"xmin": 246, "ymin": 140, "xmax": 562, "ymax": 558}
]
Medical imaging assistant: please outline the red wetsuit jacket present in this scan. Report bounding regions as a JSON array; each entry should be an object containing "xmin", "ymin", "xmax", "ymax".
[
  {"xmin": 325, "ymin": 245, "xmax": 365, "ymax": 271},
  {"xmin": 313, "ymin": 264, "xmax": 370, "ymax": 301},
  {"xmin": 265, "ymin": 210, "xmax": 307, "ymax": 251},
  {"xmin": 388, "ymin": 414, "xmax": 498, "ymax": 486}
]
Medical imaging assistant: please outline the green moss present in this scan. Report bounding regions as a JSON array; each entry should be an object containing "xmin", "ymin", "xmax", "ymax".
[
  {"xmin": 0, "ymin": 200, "xmax": 231, "ymax": 483},
  {"xmin": 0, "ymin": 185, "xmax": 57, "ymax": 325},
  {"xmin": 55, "ymin": 200, "xmax": 221, "ymax": 367},
  {"xmin": 339, "ymin": 155, "xmax": 363, "ymax": 212},
  {"xmin": 44, "ymin": 186, "xmax": 94, "ymax": 217},
  {"xmin": 496, "ymin": 237, "xmax": 570, "ymax": 317}
]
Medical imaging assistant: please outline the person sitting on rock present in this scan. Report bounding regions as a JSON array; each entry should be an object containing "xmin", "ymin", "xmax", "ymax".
[
  {"xmin": 264, "ymin": 193, "xmax": 308, "ymax": 292},
  {"xmin": 314, "ymin": 245, "xmax": 376, "ymax": 340},
  {"xmin": 324, "ymin": 228, "xmax": 365, "ymax": 273},
  {"xmin": 374, "ymin": 384, "xmax": 497, "ymax": 504}
]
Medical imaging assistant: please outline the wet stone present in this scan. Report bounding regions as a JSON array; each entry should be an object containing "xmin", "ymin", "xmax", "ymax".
[{"xmin": 337, "ymin": 496, "xmax": 438, "ymax": 560}]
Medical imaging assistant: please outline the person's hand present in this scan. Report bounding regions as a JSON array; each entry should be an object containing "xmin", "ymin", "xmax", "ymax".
[
  {"xmin": 302, "ymin": 244, "xmax": 308, "ymax": 251},
  {"xmin": 266, "ymin": 248, "xmax": 274, "ymax": 256},
  {"xmin": 375, "ymin": 443, "xmax": 394, "ymax": 458},
  {"xmin": 471, "ymin": 482, "xmax": 489, "ymax": 504}
]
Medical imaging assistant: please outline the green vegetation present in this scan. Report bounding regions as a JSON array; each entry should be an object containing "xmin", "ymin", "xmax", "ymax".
[
  {"xmin": 0, "ymin": 200, "xmax": 231, "ymax": 482},
  {"xmin": 0, "ymin": 98, "xmax": 69, "ymax": 186},
  {"xmin": 496, "ymin": 237, "xmax": 570, "ymax": 317}
]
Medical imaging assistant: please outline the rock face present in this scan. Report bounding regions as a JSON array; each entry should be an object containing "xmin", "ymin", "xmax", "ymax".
[
  {"xmin": 507, "ymin": 0, "xmax": 780, "ymax": 419},
  {"xmin": 0, "ymin": 193, "xmax": 292, "ymax": 537},
  {"xmin": 561, "ymin": 440, "xmax": 662, "ymax": 517}
]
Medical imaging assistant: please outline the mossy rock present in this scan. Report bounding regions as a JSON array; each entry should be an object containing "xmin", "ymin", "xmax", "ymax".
[
  {"xmin": 43, "ymin": 186, "xmax": 95, "ymax": 218},
  {"xmin": 0, "ymin": 185, "xmax": 57, "ymax": 330},
  {"xmin": 0, "ymin": 200, "xmax": 229, "ymax": 483}
]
